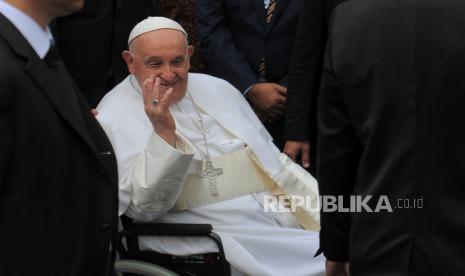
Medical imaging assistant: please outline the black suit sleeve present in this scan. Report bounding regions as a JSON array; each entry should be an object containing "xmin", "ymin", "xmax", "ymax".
[
  {"xmin": 195, "ymin": 0, "xmax": 259, "ymax": 92},
  {"xmin": 284, "ymin": 0, "xmax": 327, "ymax": 142},
  {"xmin": 317, "ymin": 29, "xmax": 362, "ymax": 262}
]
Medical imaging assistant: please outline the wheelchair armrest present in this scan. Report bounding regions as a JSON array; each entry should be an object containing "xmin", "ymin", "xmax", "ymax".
[
  {"xmin": 123, "ymin": 222, "xmax": 213, "ymax": 236},
  {"xmin": 117, "ymin": 218, "xmax": 231, "ymax": 276},
  {"xmin": 114, "ymin": 259, "xmax": 180, "ymax": 276},
  {"xmin": 118, "ymin": 222, "xmax": 224, "ymax": 257}
]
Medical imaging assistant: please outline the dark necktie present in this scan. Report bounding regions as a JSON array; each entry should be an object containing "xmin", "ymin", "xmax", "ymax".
[
  {"xmin": 257, "ymin": 57, "xmax": 266, "ymax": 82},
  {"xmin": 42, "ymin": 43, "xmax": 83, "ymax": 120},
  {"xmin": 258, "ymin": 0, "xmax": 277, "ymax": 81},
  {"xmin": 43, "ymin": 44, "xmax": 61, "ymax": 68}
]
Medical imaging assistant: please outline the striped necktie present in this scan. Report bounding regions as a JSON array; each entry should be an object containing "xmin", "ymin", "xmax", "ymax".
[
  {"xmin": 257, "ymin": 57, "xmax": 266, "ymax": 81},
  {"xmin": 266, "ymin": 0, "xmax": 277, "ymax": 23},
  {"xmin": 257, "ymin": 0, "xmax": 277, "ymax": 81}
]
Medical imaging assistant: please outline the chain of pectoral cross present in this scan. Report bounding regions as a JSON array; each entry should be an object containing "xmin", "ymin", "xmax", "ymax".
[{"xmin": 175, "ymin": 91, "xmax": 224, "ymax": 195}]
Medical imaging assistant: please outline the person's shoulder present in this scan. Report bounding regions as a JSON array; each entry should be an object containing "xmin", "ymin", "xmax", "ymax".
[
  {"xmin": 188, "ymin": 73, "xmax": 246, "ymax": 111},
  {"xmin": 189, "ymin": 72, "xmax": 227, "ymax": 84},
  {"xmin": 188, "ymin": 72, "xmax": 239, "ymax": 93},
  {"xmin": 99, "ymin": 76, "xmax": 135, "ymax": 103},
  {"xmin": 97, "ymin": 76, "xmax": 140, "ymax": 121}
]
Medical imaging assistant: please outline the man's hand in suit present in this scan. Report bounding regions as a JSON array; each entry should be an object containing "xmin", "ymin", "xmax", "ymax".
[
  {"xmin": 326, "ymin": 260, "xmax": 350, "ymax": 276},
  {"xmin": 283, "ymin": 141, "xmax": 310, "ymax": 168},
  {"xmin": 246, "ymin": 83, "xmax": 287, "ymax": 121}
]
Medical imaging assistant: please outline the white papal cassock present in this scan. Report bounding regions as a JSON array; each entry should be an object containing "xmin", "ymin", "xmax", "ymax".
[{"xmin": 97, "ymin": 73, "xmax": 325, "ymax": 276}]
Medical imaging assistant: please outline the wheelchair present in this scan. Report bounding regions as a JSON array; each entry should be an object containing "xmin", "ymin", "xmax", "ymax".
[{"xmin": 114, "ymin": 215, "xmax": 231, "ymax": 276}]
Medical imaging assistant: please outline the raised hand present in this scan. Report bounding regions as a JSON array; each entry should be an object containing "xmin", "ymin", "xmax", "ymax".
[{"xmin": 142, "ymin": 75, "xmax": 176, "ymax": 147}]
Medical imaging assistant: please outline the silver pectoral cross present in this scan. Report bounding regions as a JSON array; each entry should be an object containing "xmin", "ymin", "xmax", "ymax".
[{"xmin": 198, "ymin": 160, "xmax": 223, "ymax": 195}]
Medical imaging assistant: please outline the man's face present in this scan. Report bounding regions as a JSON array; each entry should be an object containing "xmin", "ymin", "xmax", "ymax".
[{"xmin": 123, "ymin": 29, "xmax": 193, "ymax": 105}]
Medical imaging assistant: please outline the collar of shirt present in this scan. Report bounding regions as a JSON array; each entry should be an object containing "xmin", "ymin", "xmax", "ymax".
[
  {"xmin": 0, "ymin": 0, "xmax": 53, "ymax": 59},
  {"xmin": 264, "ymin": 0, "xmax": 271, "ymax": 9}
]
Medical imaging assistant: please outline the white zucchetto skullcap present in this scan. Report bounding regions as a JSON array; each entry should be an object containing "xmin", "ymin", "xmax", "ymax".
[{"xmin": 128, "ymin": 16, "xmax": 188, "ymax": 45}]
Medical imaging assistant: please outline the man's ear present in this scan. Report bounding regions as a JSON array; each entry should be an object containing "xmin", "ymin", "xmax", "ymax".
[
  {"xmin": 186, "ymin": 46, "xmax": 194, "ymax": 70},
  {"xmin": 122, "ymin": 50, "xmax": 134, "ymax": 74}
]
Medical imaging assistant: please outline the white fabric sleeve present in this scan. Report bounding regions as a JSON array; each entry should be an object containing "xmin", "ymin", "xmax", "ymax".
[{"xmin": 123, "ymin": 132, "xmax": 195, "ymax": 221}]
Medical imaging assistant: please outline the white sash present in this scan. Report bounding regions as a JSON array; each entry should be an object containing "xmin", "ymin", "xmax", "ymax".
[
  {"xmin": 173, "ymin": 147, "xmax": 320, "ymax": 231},
  {"xmin": 173, "ymin": 148, "xmax": 267, "ymax": 210}
]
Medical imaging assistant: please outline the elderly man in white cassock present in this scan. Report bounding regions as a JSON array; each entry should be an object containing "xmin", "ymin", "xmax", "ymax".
[{"xmin": 97, "ymin": 17, "xmax": 325, "ymax": 276}]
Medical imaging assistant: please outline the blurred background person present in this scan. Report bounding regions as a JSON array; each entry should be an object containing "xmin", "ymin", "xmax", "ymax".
[
  {"xmin": 284, "ymin": 0, "xmax": 347, "ymax": 173},
  {"xmin": 196, "ymin": 0, "xmax": 301, "ymax": 150},
  {"xmin": 53, "ymin": 0, "xmax": 158, "ymax": 107},
  {"xmin": 156, "ymin": 0, "xmax": 208, "ymax": 73}
]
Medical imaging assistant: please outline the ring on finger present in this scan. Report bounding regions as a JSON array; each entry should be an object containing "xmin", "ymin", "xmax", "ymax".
[{"xmin": 152, "ymin": 97, "xmax": 160, "ymax": 106}]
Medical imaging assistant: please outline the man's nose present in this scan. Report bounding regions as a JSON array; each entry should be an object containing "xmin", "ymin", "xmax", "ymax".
[{"xmin": 160, "ymin": 66, "xmax": 175, "ymax": 81}]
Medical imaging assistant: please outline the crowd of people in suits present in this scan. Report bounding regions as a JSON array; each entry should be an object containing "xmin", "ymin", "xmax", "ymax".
[{"xmin": 1, "ymin": 0, "xmax": 464, "ymax": 275}]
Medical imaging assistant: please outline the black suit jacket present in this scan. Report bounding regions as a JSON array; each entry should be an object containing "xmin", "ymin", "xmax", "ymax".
[
  {"xmin": 196, "ymin": 0, "xmax": 300, "ymax": 149},
  {"xmin": 196, "ymin": 0, "xmax": 300, "ymax": 92},
  {"xmin": 285, "ymin": 0, "xmax": 345, "ymax": 142},
  {"xmin": 317, "ymin": 0, "xmax": 465, "ymax": 274},
  {"xmin": 0, "ymin": 14, "xmax": 118, "ymax": 276}
]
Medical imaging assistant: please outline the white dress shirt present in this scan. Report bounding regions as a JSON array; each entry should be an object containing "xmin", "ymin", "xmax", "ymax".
[
  {"xmin": 264, "ymin": 0, "xmax": 271, "ymax": 9},
  {"xmin": 0, "ymin": 0, "xmax": 52, "ymax": 58}
]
